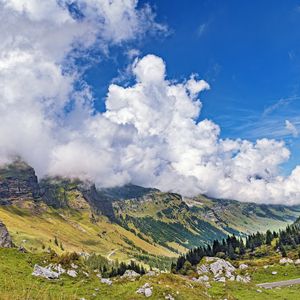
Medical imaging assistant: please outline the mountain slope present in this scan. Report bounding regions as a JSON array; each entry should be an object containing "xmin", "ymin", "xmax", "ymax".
[{"xmin": 0, "ymin": 161, "xmax": 299, "ymax": 267}]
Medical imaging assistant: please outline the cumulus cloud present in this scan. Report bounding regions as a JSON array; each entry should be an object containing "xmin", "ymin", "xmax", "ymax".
[
  {"xmin": 1, "ymin": 0, "xmax": 300, "ymax": 205},
  {"xmin": 285, "ymin": 120, "xmax": 298, "ymax": 137}
]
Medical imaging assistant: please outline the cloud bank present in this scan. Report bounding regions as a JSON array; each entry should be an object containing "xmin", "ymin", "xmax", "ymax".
[{"xmin": 1, "ymin": 0, "xmax": 300, "ymax": 205}]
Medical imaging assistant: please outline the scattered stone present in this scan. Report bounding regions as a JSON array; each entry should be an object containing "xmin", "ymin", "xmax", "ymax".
[
  {"xmin": 197, "ymin": 275, "xmax": 209, "ymax": 282},
  {"xmin": 71, "ymin": 263, "xmax": 78, "ymax": 269},
  {"xmin": 271, "ymin": 271, "xmax": 277, "ymax": 275},
  {"xmin": 101, "ymin": 278, "xmax": 112, "ymax": 285},
  {"xmin": 295, "ymin": 259, "xmax": 300, "ymax": 265},
  {"xmin": 67, "ymin": 269, "xmax": 77, "ymax": 278},
  {"xmin": 32, "ymin": 264, "xmax": 59, "ymax": 279},
  {"xmin": 0, "ymin": 221, "xmax": 13, "ymax": 248},
  {"xmin": 236, "ymin": 275, "xmax": 251, "ymax": 283},
  {"xmin": 18, "ymin": 246, "xmax": 27, "ymax": 253},
  {"xmin": 256, "ymin": 289, "xmax": 262, "ymax": 293},
  {"xmin": 215, "ymin": 276, "xmax": 226, "ymax": 283},
  {"xmin": 137, "ymin": 283, "xmax": 153, "ymax": 297},
  {"xmin": 83, "ymin": 271, "xmax": 90, "ymax": 277},
  {"xmin": 165, "ymin": 294, "xmax": 175, "ymax": 300},
  {"xmin": 51, "ymin": 264, "xmax": 65, "ymax": 275},
  {"xmin": 279, "ymin": 258, "xmax": 293, "ymax": 265},
  {"xmin": 239, "ymin": 264, "xmax": 248, "ymax": 270},
  {"xmin": 121, "ymin": 270, "xmax": 140, "ymax": 279},
  {"xmin": 146, "ymin": 270, "xmax": 158, "ymax": 276},
  {"xmin": 263, "ymin": 265, "xmax": 269, "ymax": 269},
  {"xmin": 197, "ymin": 264, "xmax": 209, "ymax": 274},
  {"xmin": 96, "ymin": 273, "xmax": 102, "ymax": 279}
]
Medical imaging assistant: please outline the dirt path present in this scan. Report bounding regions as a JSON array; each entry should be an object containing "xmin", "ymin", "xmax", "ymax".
[
  {"xmin": 106, "ymin": 249, "xmax": 118, "ymax": 262},
  {"xmin": 257, "ymin": 278, "xmax": 300, "ymax": 289}
]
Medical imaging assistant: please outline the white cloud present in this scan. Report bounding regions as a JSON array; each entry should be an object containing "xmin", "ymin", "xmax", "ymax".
[
  {"xmin": 285, "ymin": 120, "xmax": 298, "ymax": 137},
  {"xmin": 1, "ymin": 1, "xmax": 300, "ymax": 205}
]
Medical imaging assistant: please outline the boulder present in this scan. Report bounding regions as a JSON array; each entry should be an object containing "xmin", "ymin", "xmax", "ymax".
[
  {"xmin": 32, "ymin": 264, "xmax": 59, "ymax": 279},
  {"xmin": 239, "ymin": 264, "xmax": 248, "ymax": 270},
  {"xmin": 0, "ymin": 221, "xmax": 13, "ymax": 248},
  {"xmin": 197, "ymin": 275, "xmax": 209, "ymax": 282},
  {"xmin": 67, "ymin": 269, "xmax": 77, "ymax": 278},
  {"xmin": 101, "ymin": 278, "xmax": 112, "ymax": 285},
  {"xmin": 197, "ymin": 264, "xmax": 209, "ymax": 274},
  {"xmin": 209, "ymin": 258, "xmax": 235, "ymax": 276},
  {"xmin": 236, "ymin": 275, "xmax": 251, "ymax": 283},
  {"xmin": 137, "ymin": 283, "xmax": 153, "ymax": 297},
  {"xmin": 279, "ymin": 258, "xmax": 293, "ymax": 265},
  {"xmin": 121, "ymin": 269, "xmax": 140, "ymax": 279}
]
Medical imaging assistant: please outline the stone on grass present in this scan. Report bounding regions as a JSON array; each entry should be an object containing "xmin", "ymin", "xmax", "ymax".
[
  {"xmin": 32, "ymin": 264, "xmax": 59, "ymax": 279},
  {"xmin": 137, "ymin": 283, "xmax": 153, "ymax": 297},
  {"xmin": 239, "ymin": 264, "xmax": 248, "ymax": 270},
  {"xmin": 279, "ymin": 258, "xmax": 293, "ymax": 265},
  {"xmin": 121, "ymin": 269, "xmax": 140, "ymax": 279},
  {"xmin": 101, "ymin": 278, "xmax": 112, "ymax": 285},
  {"xmin": 271, "ymin": 271, "xmax": 277, "ymax": 275},
  {"xmin": 67, "ymin": 269, "xmax": 77, "ymax": 278}
]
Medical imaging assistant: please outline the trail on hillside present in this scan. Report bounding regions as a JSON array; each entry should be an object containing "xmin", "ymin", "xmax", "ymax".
[
  {"xmin": 257, "ymin": 278, "xmax": 300, "ymax": 289},
  {"xmin": 107, "ymin": 249, "xmax": 118, "ymax": 262}
]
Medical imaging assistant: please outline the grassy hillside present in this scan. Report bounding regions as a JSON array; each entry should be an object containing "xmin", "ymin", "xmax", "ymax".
[{"xmin": 2, "ymin": 246, "xmax": 300, "ymax": 299}]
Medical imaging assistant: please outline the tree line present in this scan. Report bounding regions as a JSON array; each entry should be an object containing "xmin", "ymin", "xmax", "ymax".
[{"xmin": 172, "ymin": 218, "xmax": 300, "ymax": 273}]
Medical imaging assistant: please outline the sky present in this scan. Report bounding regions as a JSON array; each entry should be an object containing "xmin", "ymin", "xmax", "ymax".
[{"xmin": 1, "ymin": 0, "xmax": 300, "ymax": 205}]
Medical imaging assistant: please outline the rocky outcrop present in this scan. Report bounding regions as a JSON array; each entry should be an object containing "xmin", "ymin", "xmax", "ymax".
[
  {"xmin": 195, "ymin": 257, "xmax": 251, "ymax": 284},
  {"xmin": 0, "ymin": 161, "xmax": 40, "ymax": 203},
  {"xmin": 0, "ymin": 221, "xmax": 13, "ymax": 248},
  {"xmin": 32, "ymin": 264, "xmax": 60, "ymax": 279}
]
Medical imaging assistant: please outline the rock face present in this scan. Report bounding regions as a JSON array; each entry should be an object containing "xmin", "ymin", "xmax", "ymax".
[
  {"xmin": 0, "ymin": 221, "xmax": 13, "ymax": 248},
  {"xmin": 0, "ymin": 161, "xmax": 39, "ymax": 203}
]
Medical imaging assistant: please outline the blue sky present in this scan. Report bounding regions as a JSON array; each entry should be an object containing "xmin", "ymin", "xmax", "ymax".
[{"xmin": 85, "ymin": 0, "xmax": 300, "ymax": 174}]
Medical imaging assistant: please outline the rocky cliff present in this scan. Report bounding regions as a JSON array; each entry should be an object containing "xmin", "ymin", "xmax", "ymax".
[
  {"xmin": 0, "ymin": 221, "xmax": 13, "ymax": 248},
  {"xmin": 0, "ymin": 160, "xmax": 40, "ymax": 204}
]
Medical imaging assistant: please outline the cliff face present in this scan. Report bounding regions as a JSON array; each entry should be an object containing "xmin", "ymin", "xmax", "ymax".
[
  {"xmin": 0, "ymin": 161, "xmax": 40, "ymax": 204},
  {"xmin": 0, "ymin": 221, "xmax": 13, "ymax": 248}
]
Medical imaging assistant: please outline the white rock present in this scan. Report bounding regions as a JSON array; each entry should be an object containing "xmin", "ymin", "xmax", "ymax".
[
  {"xmin": 121, "ymin": 270, "xmax": 140, "ymax": 279},
  {"xmin": 67, "ymin": 269, "xmax": 77, "ymax": 278},
  {"xmin": 239, "ymin": 264, "xmax": 248, "ymax": 270},
  {"xmin": 236, "ymin": 275, "xmax": 251, "ymax": 283},
  {"xmin": 52, "ymin": 264, "xmax": 65, "ymax": 275},
  {"xmin": 71, "ymin": 263, "xmax": 78, "ymax": 269},
  {"xmin": 209, "ymin": 258, "xmax": 235, "ymax": 276},
  {"xmin": 146, "ymin": 270, "xmax": 158, "ymax": 276},
  {"xmin": 272, "ymin": 271, "xmax": 277, "ymax": 275},
  {"xmin": 144, "ymin": 288, "xmax": 152, "ymax": 297},
  {"xmin": 165, "ymin": 294, "xmax": 175, "ymax": 300},
  {"xmin": 279, "ymin": 258, "xmax": 293, "ymax": 265},
  {"xmin": 197, "ymin": 264, "xmax": 209, "ymax": 274},
  {"xmin": 83, "ymin": 271, "xmax": 90, "ymax": 277},
  {"xmin": 215, "ymin": 276, "xmax": 226, "ymax": 283},
  {"xmin": 137, "ymin": 283, "xmax": 153, "ymax": 297},
  {"xmin": 101, "ymin": 278, "xmax": 112, "ymax": 285},
  {"xmin": 32, "ymin": 264, "xmax": 59, "ymax": 279},
  {"xmin": 295, "ymin": 259, "xmax": 300, "ymax": 265},
  {"xmin": 197, "ymin": 275, "xmax": 209, "ymax": 282},
  {"xmin": 256, "ymin": 289, "xmax": 262, "ymax": 293}
]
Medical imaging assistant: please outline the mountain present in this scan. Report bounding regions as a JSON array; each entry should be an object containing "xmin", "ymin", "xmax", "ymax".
[{"xmin": 0, "ymin": 160, "xmax": 299, "ymax": 268}]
